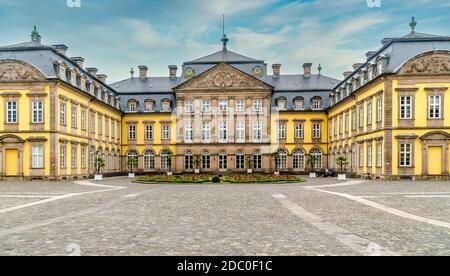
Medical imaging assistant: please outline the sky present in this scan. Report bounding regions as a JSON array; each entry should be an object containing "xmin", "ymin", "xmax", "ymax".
[{"xmin": 0, "ymin": 0, "xmax": 449, "ymax": 83}]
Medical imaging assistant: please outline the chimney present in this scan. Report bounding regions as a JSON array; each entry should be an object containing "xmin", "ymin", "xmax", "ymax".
[
  {"xmin": 97, "ymin": 74, "xmax": 107, "ymax": 83},
  {"xmin": 353, "ymin": 63, "xmax": 364, "ymax": 71},
  {"xmin": 343, "ymin": 71, "xmax": 353, "ymax": 78},
  {"xmin": 168, "ymin": 65, "xmax": 178, "ymax": 79},
  {"xmin": 71, "ymin": 57, "xmax": 85, "ymax": 68},
  {"xmin": 303, "ymin": 63, "xmax": 312, "ymax": 78},
  {"xmin": 86, "ymin": 67, "xmax": 98, "ymax": 77},
  {"xmin": 52, "ymin": 44, "xmax": 68, "ymax": 55},
  {"xmin": 272, "ymin": 64, "xmax": 281, "ymax": 78},
  {"xmin": 138, "ymin": 65, "xmax": 148, "ymax": 80}
]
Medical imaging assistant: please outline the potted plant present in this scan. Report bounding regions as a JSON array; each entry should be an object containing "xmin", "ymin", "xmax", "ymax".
[
  {"xmin": 306, "ymin": 155, "xmax": 318, "ymax": 178},
  {"xmin": 336, "ymin": 156, "xmax": 348, "ymax": 181},
  {"xmin": 245, "ymin": 155, "xmax": 254, "ymax": 174},
  {"xmin": 94, "ymin": 156, "xmax": 105, "ymax": 181},
  {"xmin": 166, "ymin": 152, "xmax": 173, "ymax": 176},
  {"xmin": 271, "ymin": 151, "xmax": 280, "ymax": 175},
  {"xmin": 193, "ymin": 155, "xmax": 201, "ymax": 174},
  {"xmin": 127, "ymin": 156, "xmax": 138, "ymax": 179}
]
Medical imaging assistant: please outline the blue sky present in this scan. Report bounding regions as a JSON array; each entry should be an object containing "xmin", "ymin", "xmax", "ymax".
[{"xmin": 0, "ymin": 0, "xmax": 449, "ymax": 82}]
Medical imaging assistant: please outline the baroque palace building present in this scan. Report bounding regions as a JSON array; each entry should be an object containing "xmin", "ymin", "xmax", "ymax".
[{"xmin": 1, "ymin": 19, "xmax": 450, "ymax": 180}]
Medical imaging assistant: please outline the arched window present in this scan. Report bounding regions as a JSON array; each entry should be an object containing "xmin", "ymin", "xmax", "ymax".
[
  {"xmin": 311, "ymin": 97, "xmax": 322, "ymax": 110},
  {"xmin": 219, "ymin": 152, "xmax": 228, "ymax": 170},
  {"xmin": 310, "ymin": 148, "xmax": 323, "ymax": 170},
  {"xmin": 202, "ymin": 151, "xmax": 211, "ymax": 170},
  {"xmin": 276, "ymin": 97, "xmax": 287, "ymax": 110},
  {"xmin": 144, "ymin": 100, "xmax": 154, "ymax": 112},
  {"xmin": 185, "ymin": 151, "xmax": 193, "ymax": 171},
  {"xmin": 236, "ymin": 152, "xmax": 245, "ymax": 170},
  {"xmin": 253, "ymin": 151, "xmax": 262, "ymax": 170},
  {"xmin": 128, "ymin": 100, "xmax": 138, "ymax": 112},
  {"xmin": 143, "ymin": 150, "xmax": 155, "ymax": 171},
  {"xmin": 127, "ymin": 150, "xmax": 138, "ymax": 170},
  {"xmin": 293, "ymin": 149, "xmax": 305, "ymax": 170},
  {"xmin": 294, "ymin": 97, "xmax": 304, "ymax": 110},
  {"xmin": 277, "ymin": 149, "xmax": 288, "ymax": 170},
  {"xmin": 161, "ymin": 149, "xmax": 172, "ymax": 171},
  {"xmin": 161, "ymin": 99, "xmax": 172, "ymax": 112}
]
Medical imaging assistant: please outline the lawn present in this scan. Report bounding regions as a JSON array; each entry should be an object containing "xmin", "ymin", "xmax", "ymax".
[{"xmin": 133, "ymin": 174, "xmax": 305, "ymax": 184}]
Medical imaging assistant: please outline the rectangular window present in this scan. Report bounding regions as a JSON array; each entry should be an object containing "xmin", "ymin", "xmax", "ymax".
[
  {"xmin": 162, "ymin": 124, "xmax": 170, "ymax": 140},
  {"xmin": 253, "ymin": 100, "xmax": 262, "ymax": 112},
  {"xmin": 71, "ymin": 105, "xmax": 77, "ymax": 128},
  {"xmin": 236, "ymin": 121, "xmax": 245, "ymax": 142},
  {"xmin": 81, "ymin": 147, "xmax": 86, "ymax": 169},
  {"xmin": 253, "ymin": 154, "xmax": 262, "ymax": 170},
  {"xmin": 202, "ymin": 122, "xmax": 211, "ymax": 143},
  {"xmin": 377, "ymin": 97, "xmax": 383, "ymax": 122},
  {"xmin": 400, "ymin": 96, "xmax": 412, "ymax": 119},
  {"xmin": 236, "ymin": 100, "xmax": 245, "ymax": 112},
  {"xmin": 352, "ymin": 110, "xmax": 357, "ymax": 130},
  {"xmin": 71, "ymin": 146, "xmax": 77, "ymax": 169},
  {"xmin": 359, "ymin": 145, "xmax": 364, "ymax": 167},
  {"xmin": 145, "ymin": 125, "xmax": 153, "ymax": 140},
  {"xmin": 218, "ymin": 121, "xmax": 228, "ymax": 143},
  {"xmin": 185, "ymin": 155, "xmax": 193, "ymax": 170},
  {"xmin": 399, "ymin": 143, "xmax": 412, "ymax": 167},
  {"xmin": 429, "ymin": 95, "xmax": 442, "ymax": 119},
  {"xmin": 81, "ymin": 110, "xmax": 86, "ymax": 131},
  {"xmin": 278, "ymin": 124, "xmax": 286, "ymax": 140},
  {"xmin": 60, "ymin": 102, "xmax": 66, "ymax": 125},
  {"xmin": 219, "ymin": 100, "xmax": 228, "ymax": 112},
  {"xmin": 60, "ymin": 145, "xmax": 66, "ymax": 169},
  {"xmin": 236, "ymin": 154, "xmax": 245, "ymax": 170},
  {"xmin": 367, "ymin": 102, "xmax": 372, "ymax": 126},
  {"xmin": 6, "ymin": 101, "xmax": 18, "ymax": 123},
  {"xmin": 253, "ymin": 122, "xmax": 262, "ymax": 142},
  {"xmin": 376, "ymin": 143, "xmax": 382, "ymax": 167},
  {"xmin": 90, "ymin": 112, "xmax": 95, "ymax": 133},
  {"xmin": 295, "ymin": 124, "xmax": 304, "ymax": 139},
  {"xmin": 31, "ymin": 145, "xmax": 44, "ymax": 169},
  {"xmin": 128, "ymin": 125, "xmax": 136, "ymax": 140},
  {"xmin": 345, "ymin": 113, "xmax": 349, "ymax": 133},
  {"xmin": 184, "ymin": 101, "xmax": 194, "ymax": 113},
  {"xmin": 111, "ymin": 121, "xmax": 115, "ymax": 139},
  {"xmin": 32, "ymin": 101, "xmax": 44, "ymax": 123},
  {"xmin": 202, "ymin": 154, "xmax": 210, "ymax": 169},
  {"xmin": 98, "ymin": 115, "xmax": 103, "ymax": 135},
  {"xmin": 312, "ymin": 123, "xmax": 321, "ymax": 139},
  {"xmin": 202, "ymin": 100, "xmax": 211, "ymax": 113},
  {"xmin": 339, "ymin": 116, "xmax": 343, "ymax": 135},
  {"xmin": 185, "ymin": 121, "xmax": 193, "ymax": 142},
  {"xmin": 359, "ymin": 105, "xmax": 364, "ymax": 128},
  {"xmin": 367, "ymin": 144, "xmax": 372, "ymax": 167},
  {"xmin": 219, "ymin": 154, "xmax": 228, "ymax": 170}
]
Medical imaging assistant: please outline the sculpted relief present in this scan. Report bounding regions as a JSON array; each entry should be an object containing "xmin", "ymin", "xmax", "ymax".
[
  {"xmin": 400, "ymin": 52, "xmax": 450, "ymax": 75},
  {"xmin": 0, "ymin": 60, "xmax": 45, "ymax": 82}
]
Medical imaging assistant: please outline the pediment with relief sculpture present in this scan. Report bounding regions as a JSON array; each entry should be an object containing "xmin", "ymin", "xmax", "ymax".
[
  {"xmin": 399, "ymin": 51, "xmax": 450, "ymax": 75},
  {"xmin": 175, "ymin": 63, "xmax": 272, "ymax": 91},
  {"xmin": 0, "ymin": 59, "xmax": 46, "ymax": 82}
]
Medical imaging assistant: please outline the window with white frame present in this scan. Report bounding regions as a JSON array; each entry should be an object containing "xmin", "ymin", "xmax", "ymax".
[
  {"xmin": 400, "ymin": 96, "xmax": 412, "ymax": 119},
  {"xmin": 81, "ymin": 147, "xmax": 86, "ymax": 169},
  {"xmin": 376, "ymin": 143, "xmax": 382, "ymax": 167},
  {"xmin": 276, "ymin": 98, "xmax": 287, "ymax": 110},
  {"xmin": 184, "ymin": 100, "xmax": 194, "ymax": 113},
  {"xmin": 128, "ymin": 125, "xmax": 136, "ymax": 140},
  {"xmin": 359, "ymin": 145, "xmax": 364, "ymax": 167},
  {"xmin": 32, "ymin": 101, "xmax": 44, "ymax": 124},
  {"xmin": 294, "ymin": 98, "xmax": 304, "ymax": 110},
  {"xmin": 377, "ymin": 97, "xmax": 383, "ymax": 122},
  {"xmin": 71, "ymin": 145, "xmax": 77, "ymax": 169},
  {"xmin": 144, "ymin": 100, "xmax": 154, "ymax": 112},
  {"xmin": 128, "ymin": 100, "xmax": 137, "ymax": 112},
  {"xmin": 399, "ymin": 143, "xmax": 412, "ymax": 167},
  {"xmin": 236, "ymin": 121, "xmax": 245, "ymax": 142},
  {"xmin": 202, "ymin": 100, "xmax": 211, "ymax": 113},
  {"xmin": 81, "ymin": 110, "xmax": 86, "ymax": 131},
  {"xmin": 219, "ymin": 100, "xmax": 228, "ymax": 112},
  {"xmin": 6, "ymin": 101, "xmax": 17, "ymax": 123},
  {"xmin": 71, "ymin": 105, "xmax": 77, "ymax": 128},
  {"xmin": 295, "ymin": 123, "xmax": 304, "ymax": 139},
  {"xmin": 202, "ymin": 122, "xmax": 211, "ymax": 142},
  {"xmin": 253, "ymin": 100, "xmax": 262, "ymax": 112},
  {"xmin": 218, "ymin": 121, "xmax": 228, "ymax": 143},
  {"xmin": 184, "ymin": 121, "xmax": 193, "ymax": 142},
  {"xmin": 235, "ymin": 100, "xmax": 245, "ymax": 112},
  {"xmin": 359, "ymin": 105, "xmax": 364, "ymax": 128},
  {"xmin": 219, "ymin": 152, "xmax": 228, "ymax": 170},
  {"xmin": 161, "ymin": 100, "xmax": 171, "ymax": 112},
  {"xmin": 202, "ymin": 152, "xmax": 210, "ymax": 169},
  {"xmin": 253, "ymin": 121, "xmax": 262, "ymax": 142},
  {"xmin": 311, "ymin": 97, "xmax": 322, "ymax": 110},
  {"xmin": 60, "ymin": 145, "xmax": 66, "ymax": 168},
  {"xmin": 90, "ymin": 112, "xmax": 95, "ymax": 133},
  {"xmin": 311, "ymin": 149, "xmax": 323, "ymax": 170},
  {"xmin": 161, "ymin": 150, "xmax": 173, "ymax": 170},
  {"xmin": 352, "ymin": 110, "xmax": 357, "ymax": 130},
  {"xmin": 60, "ymin": 102, "xmax": 66, "ymax": 125},
  {"xmin": 312, "ymin": 123, "xmax": 321, "ymax": 139},
  {"xmin": 429, "ymin": 95, "xmax": 442, "ymax": 119},
  {"xmin": 185, "ymin": 152, "xmax": 194, "ymax": 170},
  {"xmin": 293, "ymin": 149, "xmax": 305, "ymax": 170},
  {"xmin": 162, "ymin": 124, "xmax": 170, "ymax": 140},
  {"xmin": 277, "ymin": 149, "xmax": 288, "ymax": 170},
  {"xmin": 145, "ymin": 125, "xmax": 153, "ymax": 140},
  {"xmin": 236, "ymin": 152, "xmax": 245, "ymax": 170},
  {"xmin": 367, "ymin": 102, "xmax": 372, "ymax": 126},
  {"xmin": 31, "ymin": 145, "xmax": 44, "ymax": 169},
  {"xmin": 98, "ymin": 115, "xmax": 103, "ymax": 135},
  {"xmin": 253, "ymin": 151, "xmax": 262, "ymax": 169},
  {"xmin": 345, "ymin": 113, "xmax": 349, "ymax": 133},
  {"xmin": 278, "ymin": 123, "xmax": 286, "ymax": 140},
  {"xmin": 143, "ymin": 150, "xmax": 155, "ymax": 170},
  {"xmin": 367, "ymin": 144, "xmax": 372, "ymax": 167}
]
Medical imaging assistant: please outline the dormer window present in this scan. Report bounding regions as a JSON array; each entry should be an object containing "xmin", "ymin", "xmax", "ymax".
[
  {"xmin": 65, "ymin": 69, "xmax": 72, "ymax": 82},
  {"xmin": 161, "ymin": 99, "xmax": 172, "ymax": 112},
  {"xmin": 311, "ymin": 97, "xmax": 322, "ymax": 110},
  {"xmin": 144, "ymin": 100, "xmax": 154, "ymax": 112},
  {"xmin": 101, "ymin": 91, "xmax": 106, "ymax": 101},
  {"xmin": 128, "ymin": 100, "xmax": 138, "ymax": 112},
  {"xmin": 94, "ymin": 87, "xmax": 99, "ymax": 97},
  {"xmin": 294, "ymin": 97, "xmax": 304, "ymax": 110},
  {"xmin": 276, "ymin": 97, "xmax": 287, "ymax": 111}
]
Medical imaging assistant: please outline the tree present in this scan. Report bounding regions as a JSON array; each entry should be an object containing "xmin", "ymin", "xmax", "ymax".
[
  {"xmin": 245, "ymin": 155, "xmax": 254, "ymax": 170},
  {"xmin": 193, "ymin": 155, "xmax": 202, "ymax": 171},
  {"xmin": 166, "ymin": 152, "xmax": 173, "ymax": 172},
  {"xmin": 271, "ymin": 151, "xmax": 281, "ymax": 173},
  {"xmin": 306, "ymin": 155, "xmax": 318, "ymax": 173},
  {"xmin": 128, "ymin": 157, "xmax": 138, "ymax": 173},
  {"xmin": 336, "ymin": 156, "xmax": 348, "ymax": 173},
  {"xmin": 95, "ymin": 156, "xmax": 105, "ymax": 175}
]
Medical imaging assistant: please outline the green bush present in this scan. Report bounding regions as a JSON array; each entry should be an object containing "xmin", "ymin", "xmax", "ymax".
[{"xmin": 211, "ymin": 176, "xmax": 221, "ymax": 183}]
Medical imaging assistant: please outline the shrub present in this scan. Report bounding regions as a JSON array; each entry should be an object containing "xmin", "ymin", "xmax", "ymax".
[{"xmin": 211, "ymin": 176, "xmax": 221, "ymax": 183}]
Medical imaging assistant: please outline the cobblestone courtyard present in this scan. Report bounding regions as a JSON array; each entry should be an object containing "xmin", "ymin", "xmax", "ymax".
[{"xmin": 1, "ymin": 177, "xmax": 450, "ymax": 256}]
